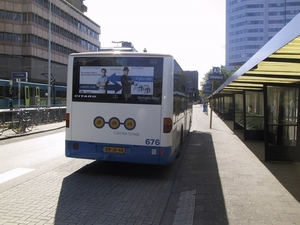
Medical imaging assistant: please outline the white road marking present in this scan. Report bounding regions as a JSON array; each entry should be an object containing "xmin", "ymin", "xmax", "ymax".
[
  {"xmin": 0, "ymin": 168, "xmax": 35, "ymax": 184},
  {"xmin": 173, "ymin": 189, "xmax": 196, "ymax": 225}
]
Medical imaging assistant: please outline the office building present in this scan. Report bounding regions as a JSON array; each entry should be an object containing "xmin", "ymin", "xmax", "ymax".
[
  {"xmin": 0, "ymin": 0, "xmax": 100, "ymax": 85},
  {"xmin": 226, "ymin": 0, "xmax": 300, "ymax": 67}
]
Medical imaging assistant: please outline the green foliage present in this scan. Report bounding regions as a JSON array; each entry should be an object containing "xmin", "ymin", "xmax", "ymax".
[{"xmin": 199, "ymin": 66, "xmax": 240, "ymax": 96}]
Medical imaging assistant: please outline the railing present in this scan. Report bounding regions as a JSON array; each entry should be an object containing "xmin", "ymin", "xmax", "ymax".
[{"xmin": 0, "ymin": 106, "xmax": 66, "ymax": 135}]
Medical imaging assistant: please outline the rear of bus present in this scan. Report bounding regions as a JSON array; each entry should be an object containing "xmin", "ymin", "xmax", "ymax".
[{"xmin": 65, "ymin": 52, "xmax": 178, "ymax": 165}]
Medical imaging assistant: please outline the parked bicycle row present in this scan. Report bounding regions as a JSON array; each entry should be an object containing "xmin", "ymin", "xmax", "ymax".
[{"xmin": 0, "ymin": 107, "xmax": 66, "ymax": 136}]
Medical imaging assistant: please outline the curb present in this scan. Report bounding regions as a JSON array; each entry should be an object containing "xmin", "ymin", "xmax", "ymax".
[{"xmin": 0, "ymin": 125, "xmax": 65, "ymax": 140}]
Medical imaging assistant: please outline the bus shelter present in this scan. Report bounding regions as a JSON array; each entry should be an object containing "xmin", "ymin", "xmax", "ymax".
[
  {"xmin": 212, "ymin": 94, "xmax": 234, "ymax": 121},
  {"xmin": 210, "ymin": 13, "xmax": 300, "ymax": 161}
]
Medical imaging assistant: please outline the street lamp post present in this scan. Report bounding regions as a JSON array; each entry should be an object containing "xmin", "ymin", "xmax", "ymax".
[{"xmin": 47, "ymin": 0, "xmax": 52, "ymax": 107}]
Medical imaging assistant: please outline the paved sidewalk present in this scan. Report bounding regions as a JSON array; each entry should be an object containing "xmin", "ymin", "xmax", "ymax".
[
  {"xmin": 168, "ymin": 104, "xmax": 300, "ymax": 225},
  {"xmin": 1, "ymin": 105, "xmax": 300, "ymax": 225},
  {"xmin": 0, "ymin": 121, "xmax": 65, "ymax": 140}
]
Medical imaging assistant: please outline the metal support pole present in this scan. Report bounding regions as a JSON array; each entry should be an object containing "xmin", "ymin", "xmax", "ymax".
[
  {"xmin": 47, "ymin": 0, "xmax": 52, "ymax": 107},
  {"xmin": 17, "ymin": 79, "xmax": 21, "ymax": 109},
  {"xmin": 210, "ymin": 82, "xmax": 214, "ymax": 129}
]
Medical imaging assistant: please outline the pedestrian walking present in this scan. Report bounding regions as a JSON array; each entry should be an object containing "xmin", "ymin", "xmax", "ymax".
[{"xmin": 203, "ymin": 102, "xmax": 208, "ymax": 114}]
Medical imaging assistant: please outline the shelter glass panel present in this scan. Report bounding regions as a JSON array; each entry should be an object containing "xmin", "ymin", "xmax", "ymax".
[
  {"xmin": 267, "ymin": 86, "xmax": 298, "ymax": 146},
  {"xmin": 220, "ymin": 97, "xmax": 224, "ymax": 113},
  {"xmin": 214, "ymin": 98, "xmax": 219, "ymax": 112},
  {"xmin": 245, "ymin": 91, "xmax": 264, "ymax": 130},
  {"xmin": 224, "ymin": 96, "xmax": 233, "ymax": 114},
  {"xmin": 235, "ymin": 94, "xmax": 243, "ymax": 126}
]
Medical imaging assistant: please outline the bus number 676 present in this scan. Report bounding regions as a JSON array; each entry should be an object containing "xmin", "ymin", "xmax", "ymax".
[{"xmin": 145, "ymin": 139, "xmax": 160, "ymax": 145}]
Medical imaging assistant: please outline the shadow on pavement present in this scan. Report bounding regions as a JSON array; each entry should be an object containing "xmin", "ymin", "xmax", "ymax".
[
  {"xmin": 54, "ymin": 157, "xmax": 179, "ymax": 224},
  {"xmin": 54, "ymin": 130, "xmax": 229, "ymax": 224},
  {"xmin": 224, "ymin": 120, "xmax": 300, "ymax": 203},
  {"xmin": 163, "ymin": 131, "xmax": 229, "ymax": 225},
  {"xmin": 76, "ymin": 160, "xmax": 174, "ymax": 180}
]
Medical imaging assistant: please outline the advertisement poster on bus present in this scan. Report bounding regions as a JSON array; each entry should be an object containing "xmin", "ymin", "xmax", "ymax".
[{"xmin": 79, "ymin": 66, "xmax": 154, "ymax": 95}]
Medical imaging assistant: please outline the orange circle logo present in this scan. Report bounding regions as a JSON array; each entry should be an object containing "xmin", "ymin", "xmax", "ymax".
[
  {"xmin": 109, "ymin": 117, "xmax": 120, "ymax": 129},
  {"xmin": 124, "ymin": 118, "xmax": 136, "ymax": 130},
  {"xmin": 94, "ymin": 117, "xmax": 105, "ymax": 128}
]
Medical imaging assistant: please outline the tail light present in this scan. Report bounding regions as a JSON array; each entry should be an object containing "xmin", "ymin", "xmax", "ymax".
[
  {"xmin": 66, "ymin": 113, "xmax": 70, "ymax": 128},
  {"xmin": 163, "ymin": 118, "xmax": 172, "ymax": 133},
  {"xmin": 73, "ymin": 143, "xmax": 78, "ymax": 150}
]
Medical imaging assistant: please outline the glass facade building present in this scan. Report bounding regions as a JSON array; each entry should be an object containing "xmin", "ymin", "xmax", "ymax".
[{"xmin": 226, "ymin": 0, "xmax": 300, "ymax": 67}]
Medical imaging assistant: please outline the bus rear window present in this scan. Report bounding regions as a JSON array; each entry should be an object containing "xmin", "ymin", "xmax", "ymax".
[{"xmin": 72, "ymin": 57, "xmax": 163, "ymax": 104}]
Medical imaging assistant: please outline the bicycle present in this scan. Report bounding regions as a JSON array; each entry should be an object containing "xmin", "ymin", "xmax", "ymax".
[
  {"xmin": 33, "ymin": 107, "xmax": 45, "ymax": 125},
  {"xmin": 51, "ymin": 108, "xmax": 62, "ymax": 123},
  {"xmin": 0, "ymin": 120, "xmax": 12, "ymax": 136},
  {"xmin": 11, "ymin": 110, "xmax": 34, "ymax": 134},
  {"xmin": 39, "ymin": 108, "xmax": 63, "ymax": 124},
  {"xmin": 33, "ymin": 107, "xmax": 53, "ymax": 125}
]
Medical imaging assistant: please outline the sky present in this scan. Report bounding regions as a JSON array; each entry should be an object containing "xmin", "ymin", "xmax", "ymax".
[{"xmin": 83, "ymin": 0, "xmax": 226, "ymax": 87}]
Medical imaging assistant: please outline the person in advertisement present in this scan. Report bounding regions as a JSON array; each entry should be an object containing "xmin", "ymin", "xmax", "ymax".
[
  {"xmin": 121, "ymin": 66, "xmax": 134, "ymax": 100},
  {"xmin": 96, "ymin": 68, "xmax": 109, "ymax": 94}
]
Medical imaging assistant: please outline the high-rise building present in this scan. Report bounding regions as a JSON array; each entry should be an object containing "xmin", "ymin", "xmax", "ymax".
[
  {"xmin": 0, "ymin": 0, "xmax": 100, "ymax": 85},
  {"xmin": 226, "ymin": 0, "xmax": 300, "ymax": 67}
]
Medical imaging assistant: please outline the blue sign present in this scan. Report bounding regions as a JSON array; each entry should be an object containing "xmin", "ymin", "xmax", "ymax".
[
  {"xmin": 11, "ymin": 72, "xmax": 28, "ymax": 79},
  {"xmin": 209, "ymin": 73, "xmax": 224, "ymax": 81},
  {"xmin": 212, "ymin": 67, "xmax": 221, "ymax": 74},
  {"xmin": 204, "ymin": 83, "xmax": 212, "ymax": 94}
]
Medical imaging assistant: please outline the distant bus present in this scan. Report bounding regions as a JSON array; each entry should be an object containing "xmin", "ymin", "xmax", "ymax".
[{"xmin": 65, "ymin": 52, "xmax": 193, "ymax": 165}]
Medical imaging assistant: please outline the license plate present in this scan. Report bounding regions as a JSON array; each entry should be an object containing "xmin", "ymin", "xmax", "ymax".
[{"xmin": 104, "ymin": 147, "xmax": 125, "ymax": 154}]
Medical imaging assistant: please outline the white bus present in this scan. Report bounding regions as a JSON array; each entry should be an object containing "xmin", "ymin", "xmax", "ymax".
[{"xmin": 65, "ymin": 52, "xmax": 193, "ymax": 165}]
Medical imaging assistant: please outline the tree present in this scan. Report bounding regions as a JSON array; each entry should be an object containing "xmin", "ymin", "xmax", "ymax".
[{"xmin": 199, "ymin": 66, "xmax": 240, "ymax": 97}]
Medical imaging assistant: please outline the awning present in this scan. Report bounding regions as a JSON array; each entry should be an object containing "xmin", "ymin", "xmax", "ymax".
[{"xmin": 213, "ymin": 13, "xmax": 300, "ymax": 95}]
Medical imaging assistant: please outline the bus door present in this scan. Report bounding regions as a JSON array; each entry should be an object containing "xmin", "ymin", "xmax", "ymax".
[{"xmin": 24, "ymin": 86, "xmax": 30, "ymax": 107}]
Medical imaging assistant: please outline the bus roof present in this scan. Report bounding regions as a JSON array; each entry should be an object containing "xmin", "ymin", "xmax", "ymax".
[{"xmin": 69, "ymin": 51, "xmax": 173, "ymax": 58}]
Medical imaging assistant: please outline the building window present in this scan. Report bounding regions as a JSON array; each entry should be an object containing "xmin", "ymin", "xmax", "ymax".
[{"xmin": 4, "ymin": 33, "xmax": 12, "ymax": 41}]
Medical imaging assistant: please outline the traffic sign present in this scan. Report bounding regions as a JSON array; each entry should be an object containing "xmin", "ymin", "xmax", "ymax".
[
  {"xmin": 209, "ymin": 73, "xmax": 224, "ymax": 81},
  {"xmin": 204, "ymin": 83, "xmax": 212, "ymax": 94},
  {"xmin": 212, "ymin": 67, "xmax": 221, "ymax": 74},
  {"xmin": 11, "ymin": 72, "xmax": 28, "ymax": 79}
]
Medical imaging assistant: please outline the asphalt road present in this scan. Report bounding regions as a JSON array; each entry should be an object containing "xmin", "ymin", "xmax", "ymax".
[{"xmin": 0, "ymin": 127, "xmax": 185, "ymax": 225}]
